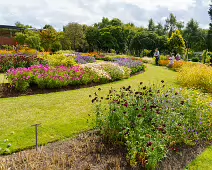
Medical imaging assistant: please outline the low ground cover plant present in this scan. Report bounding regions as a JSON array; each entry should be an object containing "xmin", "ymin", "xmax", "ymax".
[
  {"xmin": 92, "ymin": 81, "xmax": 212, "ymax": 169},
  {"xmin": 177, "ymin": 64, "xmax": 212, "ymax": 93}
]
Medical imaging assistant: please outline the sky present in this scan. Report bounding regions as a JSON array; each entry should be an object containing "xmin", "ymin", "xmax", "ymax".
[{"xmin": 0, "ymin": 0, "xmax": 211, "ymax": 30}]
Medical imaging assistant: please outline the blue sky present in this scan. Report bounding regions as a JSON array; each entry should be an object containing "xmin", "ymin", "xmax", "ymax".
[{"xmin": 0, "ymin": 0, "xmax": 211, "ymax": 30}]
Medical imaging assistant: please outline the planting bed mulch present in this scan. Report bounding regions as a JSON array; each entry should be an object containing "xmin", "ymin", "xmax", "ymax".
[
  {"xmin": 0, "ymin": 131, "xmax": 211, "ymax": 170},
  {"xmin": 0, "ymin": 71, "xmax": 144, "ymax": 98}
]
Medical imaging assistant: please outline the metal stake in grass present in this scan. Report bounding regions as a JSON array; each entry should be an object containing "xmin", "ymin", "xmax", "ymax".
[{"xmin": 32, "ymin": 124, "xmax": 41, "ymax": 151}]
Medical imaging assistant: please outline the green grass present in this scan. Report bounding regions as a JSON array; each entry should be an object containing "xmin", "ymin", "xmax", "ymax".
[
  {"xmin": 0, "ymin": 65, "xmax": 177, "ymax": 153},
  {"xmin": 186, "ymin": 146, "xmax": 212, "ymax": 170},
  {"xmin": 0, "ymin": 64, "xmax": 211, "ymax": 168}
]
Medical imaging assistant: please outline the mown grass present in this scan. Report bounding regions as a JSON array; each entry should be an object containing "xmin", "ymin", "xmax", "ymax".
[
  {"xmin": 0, "ymin": 65, "xmax": 177, "ymax": 154},
  {"xmin": 186, "ymin": 146, "xmax": 212, "ymax": 170}
]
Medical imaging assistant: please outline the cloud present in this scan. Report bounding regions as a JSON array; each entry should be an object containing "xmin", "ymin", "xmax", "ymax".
[{"xmin": 0, "ymin": 0, "xmax": 210, "ymax": 30}]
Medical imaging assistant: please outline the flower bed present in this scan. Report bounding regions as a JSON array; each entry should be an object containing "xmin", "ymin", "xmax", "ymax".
[
  {"xmin": 0, "ymin": 54, "xmax": 45, "ymax": 73},
  {"xmin": 6, "ymin": 62, "xmax": 133, "ymax": 91},
  {"xmin": 38, "ymin": 54, "xmax": 77, "ymax": 67},
  {"xmin": 75, "ymin": 55, "xmax": 96, "ymax": 64},
  {"xmin": 114, "ymin": 58, "xmax": 145, "ymax": 74},
  {"xmin": 177, "ymin": 64, "xmax": 212, "ymax": 93},
  {"xmin": 92, "ymin": 82, "xmax": 212, "ymax": 169},
  {"xmin": 6, "ymin": 65, "xmax": 85, "ymax": 91}
]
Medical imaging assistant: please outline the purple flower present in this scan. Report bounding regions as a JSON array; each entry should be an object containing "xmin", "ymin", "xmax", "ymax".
[{"xmin": 200, "ymin": 122, "xmax": 203, "ymax": 125}]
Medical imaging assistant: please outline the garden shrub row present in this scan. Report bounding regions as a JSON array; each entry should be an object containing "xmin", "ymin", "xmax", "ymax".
[
  {"xmin": 92, "ymin": 82, "xmax": 212, "ymax": 169},
  {"xmin": 6, "ymin": 61, "xmax": 144, "ymax": 91},
  {"xmin": 159, "ymin": 60, "xmax": 196, "ymax": 71},
  {"xmin": 177, "ymin": 64, "xmax": 212, "ymax": 93},
  {"xmin": 0, "ymin": 54, "xmax": 46, "ymax": 73}
]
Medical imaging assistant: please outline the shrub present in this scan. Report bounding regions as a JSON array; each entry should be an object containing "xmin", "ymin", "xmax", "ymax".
[
  {"xmin": 18, "ymin": 48, "xmax": 37, "ymax": 55},
  {"xmin": 6, "ymin": 65, "xmax": 85, "ymax": 91},
  {"xmin": 39, "ymin": 54, "xmax": 77, "ymax": 67},
  {"xmin": 92, "ymin": 82, "xmax": 212, "ymax": 169},
  {"xmin": 100, "ymin": 62, "xmax": 129, "ymax": 81},
  {"xmin": 171, "ymin": 61, "xmax": 195, "ymax": 72},
  {"xmin": 0, "ymin": 50, "xmax": 16, "ymax": 55},
  {"xmin": 191, "ymin": 57, "xmax": 199, "ymax": 62},
  {"xmin": 75, "ymin": 55, "xmax": 96, "ymax": 64},
  {"xmin": 177, "ymin": 64, "xmax": 212, "ymax": 93},
  {"xmin": 159, "ymin": 60, "xmax": 169, "ymax": 66},
  {"xmin": 142, "ymin": 57, "xmax": 154, "ymax": 64},
  {"xmin": 81, "ymin": 64, "xmax": 111, "ymax": 84},
  {"xmin": 0, "ymin": 54, "xmax": 45, "ymax": 73},
  {"xmin": 55, "ymin": 50, "xmax": 75, "ymax": 55},
  {"xmin": 159, "ymin": 55, "xmax": 169, "ymax": 60},
  {"xmin": 114, "ymin": 58, "xmax": 145, "ymax": 74}
]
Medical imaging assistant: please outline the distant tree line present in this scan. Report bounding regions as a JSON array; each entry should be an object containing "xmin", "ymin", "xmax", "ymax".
[{"xmin": 14, "ymin": 9, "xmax": 212, "ymax": 56}]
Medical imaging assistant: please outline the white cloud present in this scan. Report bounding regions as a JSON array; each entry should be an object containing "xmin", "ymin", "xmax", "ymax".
[
  {"xmin": 0, "ymin": 0, "xmax": 210, "ymax": 30},
  {"xmin": 118, "ymin": 0, "xmax": 196, "ymax": 10}
]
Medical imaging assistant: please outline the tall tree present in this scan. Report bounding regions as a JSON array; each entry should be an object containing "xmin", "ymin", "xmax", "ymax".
[
  {"xmin": 165, "ymin": 13, "xmax": 184, "ymax": 37},
  {"xmin": 208, "ymin": 4, "xmax": 212, "ymax": 51},
  {"xmin": 155, "ymin": 23, "xmax": 166, "ymax": 36},
  {"xmin": 63, "ymin": 23, "xmax": 87, "ymax": 51},
  {"xmin": 15, "ymin": 21, "xmax": 32, "ymax": 29},
  {"xmin": 168, "ymin": 30, "xmax": 186, "ymax": 56},
  {"xmin": 40, "ymin": 26, "xmax": 59, "ymax": 51},
  {"xmin": 148, "ymin": 18, "xmax": 156, "ymax": 32}
]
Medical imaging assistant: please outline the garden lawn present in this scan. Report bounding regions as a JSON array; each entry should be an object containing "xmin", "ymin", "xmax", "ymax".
[
  {"xmin": 0, "ymin": 65, "xmax": 177, "ymax": 154},
  {"xmin": 187, "ymin": 146, "xmax": 212, "ymax": 170}
]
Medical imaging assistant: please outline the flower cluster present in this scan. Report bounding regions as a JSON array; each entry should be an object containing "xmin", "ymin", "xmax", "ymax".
[
  {"xmin": 75, "ymin": 55, "xmax": 96, "ymax": 64},
  {"xmin": 7, "ymin": 65, "xmax": 85, "ymax": 91},
  {"xmin": 92, "ymin": 81, "xmax": 212, "ymax": 169},
  {"xmin": 114, "ymin": 58, "xmax": 145, "ymax": 74},
  {"xmin": 0, "ymin": 54, "xmax": 45, "ymax": 73}
]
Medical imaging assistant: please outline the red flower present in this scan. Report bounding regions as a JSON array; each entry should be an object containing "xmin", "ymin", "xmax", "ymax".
[
  {"xmin": 123, "ymin": 102, "xmax": 129, "ymax": 107},
  {"xmin": 147, "ymin": 142, "xmax": 153, "ymax": 147}
]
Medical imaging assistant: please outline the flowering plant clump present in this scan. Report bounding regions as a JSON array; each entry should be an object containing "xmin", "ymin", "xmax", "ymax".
[
  {"xmin": 38, "ymin": 54, "xmax": 77, "ymax": 67},
  {"xmin": 0, "ymin": 54, "xmax": 45, "ymax": 73},
  {"xmin": 75, "ymin": 55, "xmax": 96, "ymax": 64},
  {"xmin": 114, "ymin": 58, "xmax": 145, "ymax": 74},
  {"xmin": 177, "ymin": 64, "xmax": 212, "ymax": 93},
  {"xmin": 7, "ymin": 65, "xmax": 85, "ymax": 91},
  {"xmin": 91, "ymin": 81, "xmax": 212, "ymax": 169},
  {"xmin": 81, "ymin": 64, "xmax": 111, "ymax": 84}
]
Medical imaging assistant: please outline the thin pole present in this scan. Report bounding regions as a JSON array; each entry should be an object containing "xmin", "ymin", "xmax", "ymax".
[{"xmin": 32, "ymin": 124, "xmax": 41, "ymax": 151}]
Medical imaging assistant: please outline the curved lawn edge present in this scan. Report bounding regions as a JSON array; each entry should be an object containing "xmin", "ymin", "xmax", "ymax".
[
  {"xmin": 0, "ymin": 64, "xmax": 178, "ymax": 155},
  {"xmin": 0, "ymin": 70, "xmax": 145, "ymax": 99}
]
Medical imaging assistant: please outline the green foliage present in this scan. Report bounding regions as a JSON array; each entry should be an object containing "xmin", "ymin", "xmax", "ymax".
[
  {"xmin": 40, "ymin": 27, "xmax": 61, "ymax": 52},
  {"xmin": 0, "ymin": 65, "xmax": 177, "ymax": 155},
  {"xmin": 177, "ymin": 64, "xmax": 212, "ymax": 93},
  {"xmin": 168, "ymin": 30, "xmax": 186, "ymax": 55},
  {"xmin": 165, "ymin": 13, "xmax": 184, "ymax": 37},
  {"xmin": 92, "ymin": 82, "xmax": 212, "ymax": 169},
  {"xmin": 191, "ymin": 57, "xmax": 199, "ymax": 62},
  {"xmin": 63, "ymin": 23, "xmax": 88, "ymax": 52},
  {"xmin": 143, "ymin": 49, "xmax": 152, "ymax": 56},
  {"xmin": 39, "ymin": 54, "xmax": 77, "ymax": 67},
  {"xmin": 15, "ymin": 32, "xmax": 26, "ymax": 45}
]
